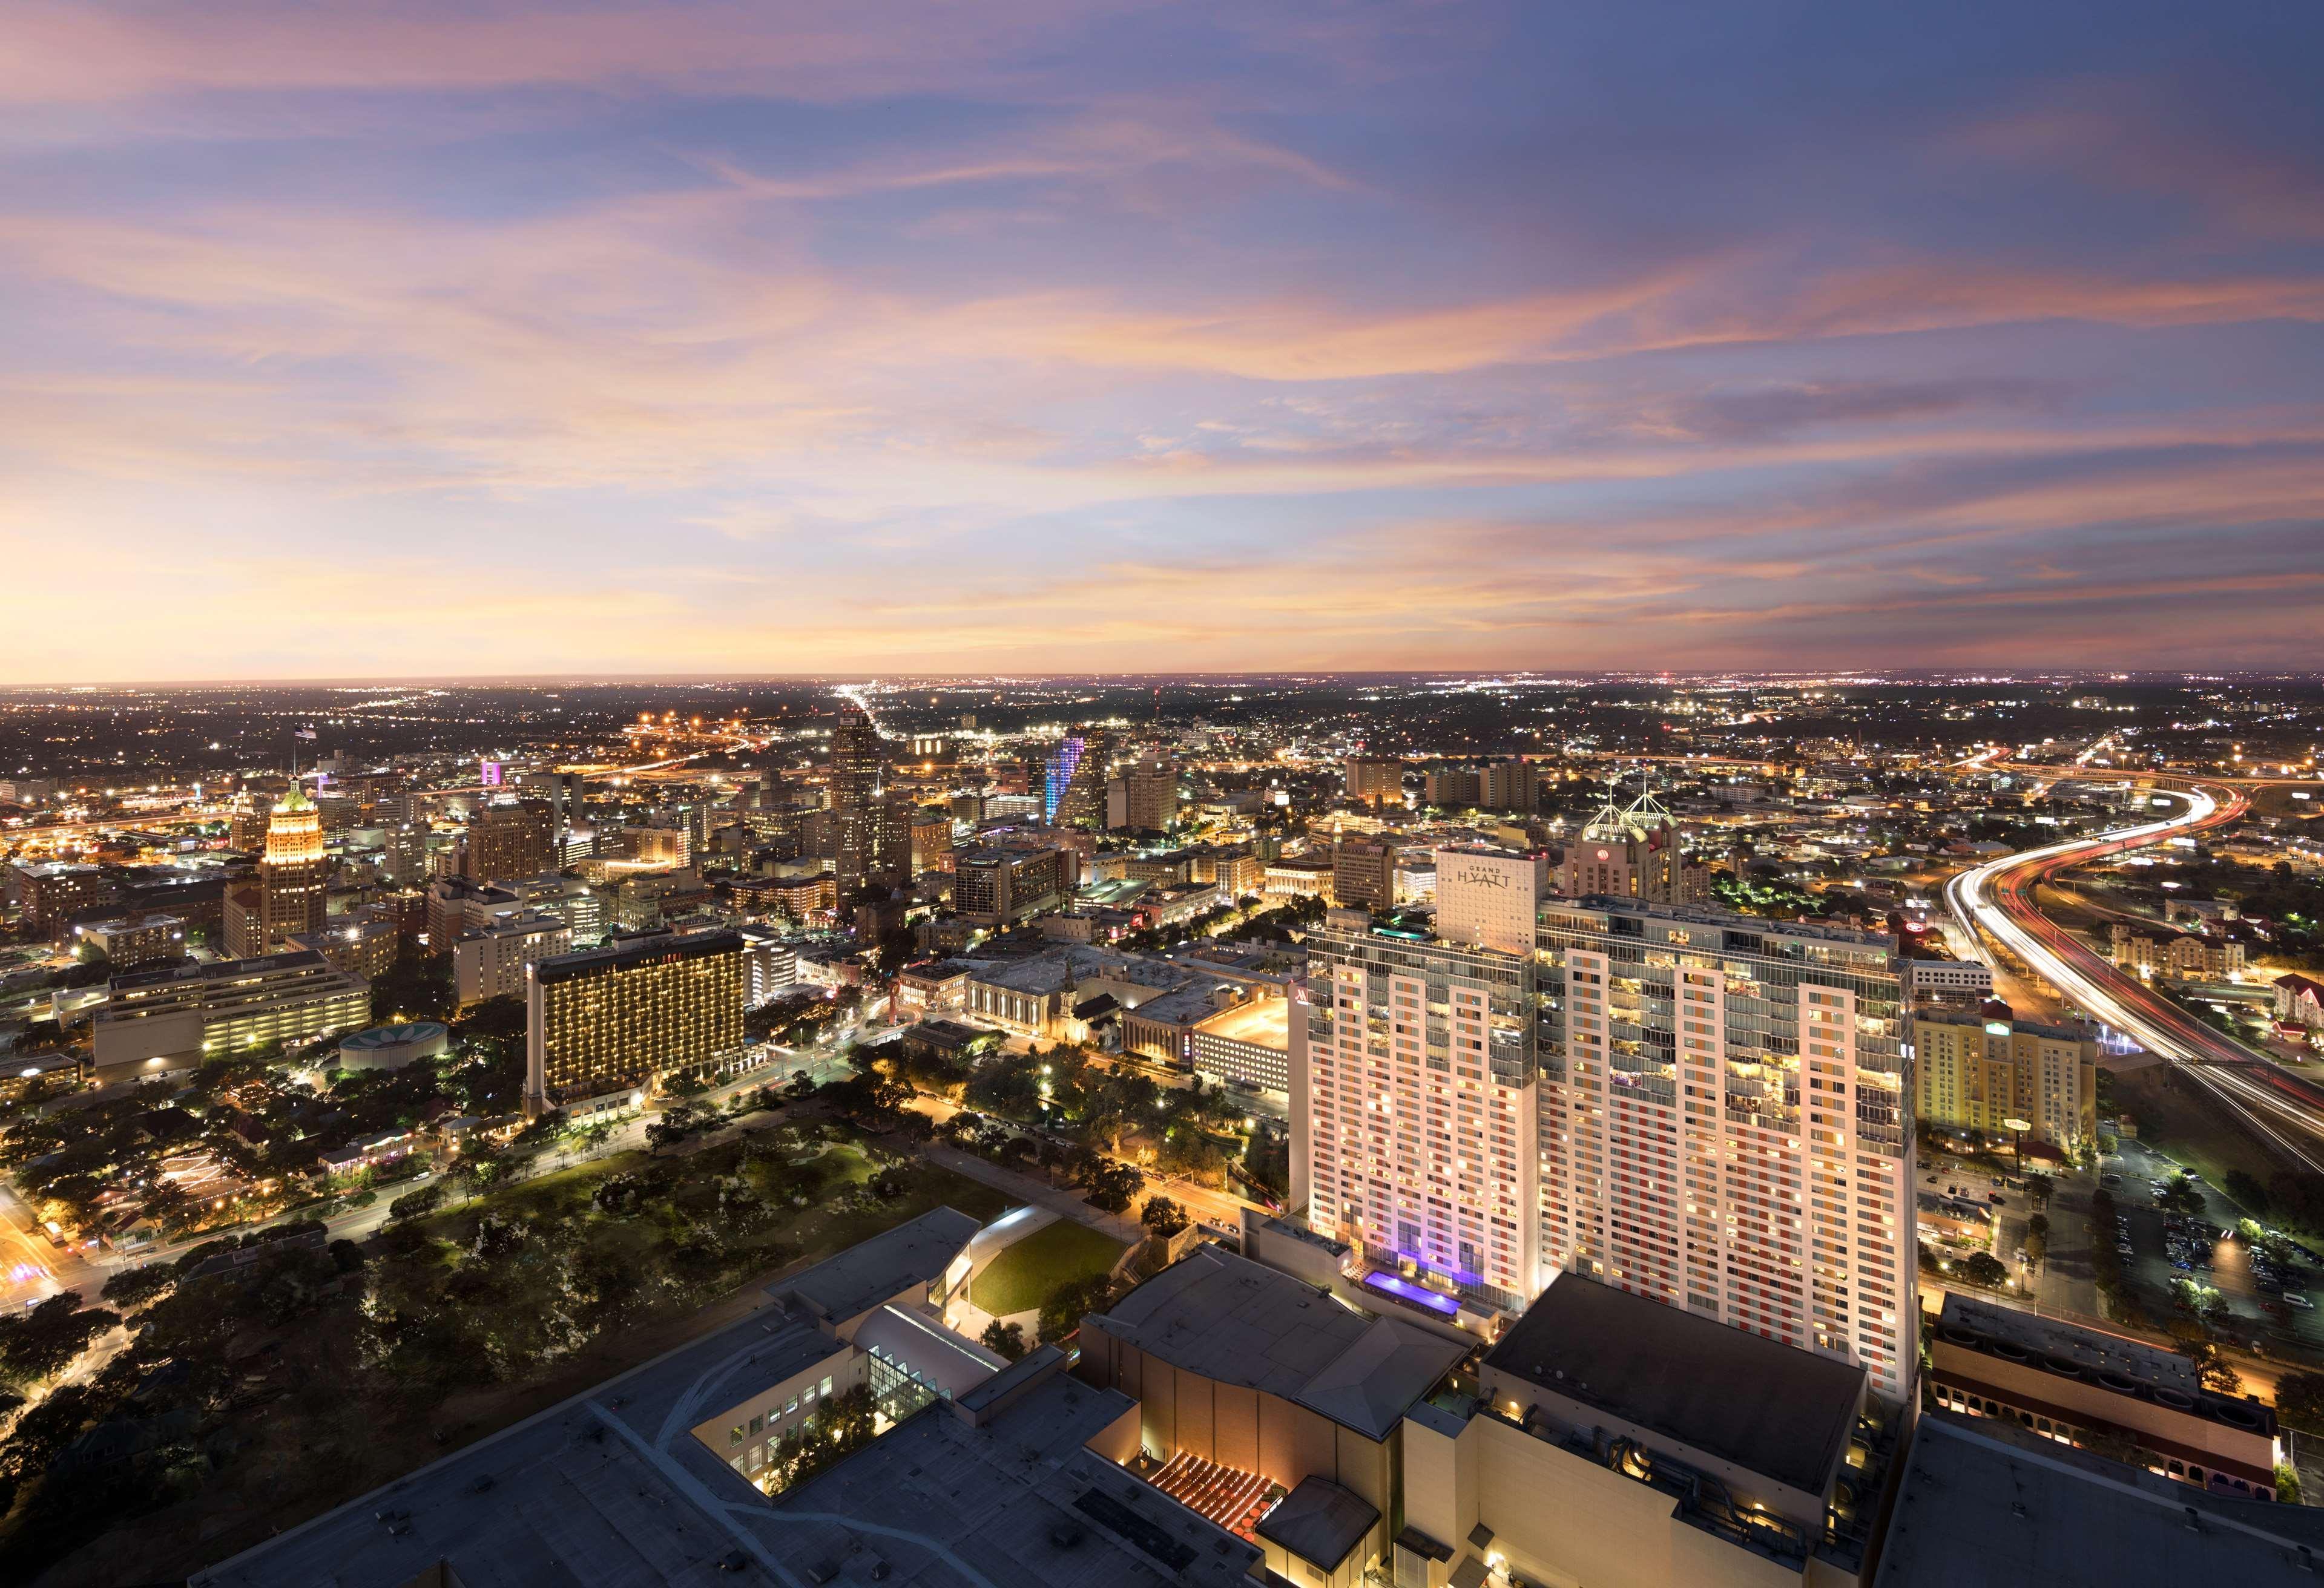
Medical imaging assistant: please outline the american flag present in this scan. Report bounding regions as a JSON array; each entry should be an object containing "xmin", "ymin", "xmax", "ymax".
[{"xmin": 294, "ymin": 727, "xmax": 317, "ymax": 740}]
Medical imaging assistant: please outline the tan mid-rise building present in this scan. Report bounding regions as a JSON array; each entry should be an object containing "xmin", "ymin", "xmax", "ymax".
[{"xmin": 1912, "ymin": 1004, "xmax": 2098, "ymax": 1149}]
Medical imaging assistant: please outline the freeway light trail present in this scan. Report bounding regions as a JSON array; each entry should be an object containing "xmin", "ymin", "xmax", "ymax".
[{"xmin": 1945, "ymin": 778, "xmax": 2324, "ymax": 1175}]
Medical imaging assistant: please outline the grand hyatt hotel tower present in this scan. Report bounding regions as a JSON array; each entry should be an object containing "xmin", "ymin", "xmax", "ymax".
[{"xmin": 1295, "ymin": 899, "xmax": 1914, "ymax": 1401}]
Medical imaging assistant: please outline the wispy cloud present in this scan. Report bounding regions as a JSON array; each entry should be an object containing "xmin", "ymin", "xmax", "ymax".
[{"xmin": 0, "ymin": 1, "xmax": 2319, "ymax": 679}]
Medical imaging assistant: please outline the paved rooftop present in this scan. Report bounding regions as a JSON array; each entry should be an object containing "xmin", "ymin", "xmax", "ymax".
[
  {"xmin": 779, "ymin": 1206, "xmax": 980, "ymax": 1327},
  {"xmin": 774, "ymin": 1366, "xmax": 1264, "ymax": 1588},
  {"xmin": 1255, "ymin": 1475, "xmax": 1380, "ymax": 1572},
  {"xmin": 1084, "ymin": 1245, "xmax": 1464, "ymax": 1442},
  {"xmin": 1877, "ymin": 1414, "xmax": 2324, "ymax": 1587},
  {"xmin": 1483, "ymin": 1275, "xmax": 1864, "ymax": 1499}
]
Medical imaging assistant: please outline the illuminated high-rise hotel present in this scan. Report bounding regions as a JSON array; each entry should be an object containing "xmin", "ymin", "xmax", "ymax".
[
  {"xmin": 524, "ymin": 929, "xmax": 745, "ymax": 1111},
  {"xmin": 1535, "ymin": 899, "xmax": 1914, "ymax": 1397},
  {"xmin": 1295, "ymin": 898, "xmax": 1915, "ymax": 1401},
  {"xmin": 1294, "ymin": 925, "xmax": 1540, "ymax": 1304}
]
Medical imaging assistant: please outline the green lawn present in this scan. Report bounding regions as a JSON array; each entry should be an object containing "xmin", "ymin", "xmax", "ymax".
[{"xmin": 969, "ymin": 1218, "xmax": 1128, "ymax": 1314}]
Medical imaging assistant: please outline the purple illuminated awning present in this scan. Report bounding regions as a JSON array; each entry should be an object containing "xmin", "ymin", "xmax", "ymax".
[{"xmin": 1361, "ymin": 1270, "xmax": 1460, "ymax": 1317}]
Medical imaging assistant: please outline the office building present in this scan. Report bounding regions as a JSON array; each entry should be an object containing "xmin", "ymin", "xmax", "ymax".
[
  {"xmin": 225, "ymin": 785, "xmax": 327, "ymax": 957},
  {"xmin": 623, "ymin": 824, "xmax": 692, "ymax": 868},
  {"xmin": 92, "ymin": 949, "xmax": 371, "ymax": 1075},
  {"xmin": 226, "ymin": 792, "xmax": 274, "ymax": 854},
  {"xmin": 463, "ymin": 797, "xmax": 555, "ymax": 882},
  {"xmin": 426, "ymin": 874, "xmax": 515, "ymax": 943},
  {"xmin": 1927, "ymin": 1293, "xmax": 2277, "ymax": 1500},
  {"xmin": 70, "ymin": 912, "xmax": 185, "ymax": 969},
  {"xmin": 501, "ymin": 871, "xmax": 607, "ymax": 945},
  {"xmin": 1559, "ymin": 784, "xmax": 1699, "ymax": 904},
  {"xmin": 1536, "ymin": 898, "xmax": 1914, "ymax": 1398},
  {"xmin": 6, "ymin": 861, "xmax": 120, "ymax": 931},
  {"xmin": 1296, "ymin": 922, "xmax": 1539, "ymax": 1302},
  {"xmin": 1900, "ymin": 953, "xmax": 1994, "ymax": 1005},
  {"xmin": 952, "ymin": 842, "xmax": 1070, "ymax": 927},
  {"xmin": 524, "ymin": 929, "xmax": 745, "ymax": 1110},
  {"xmin": 1912, "ymin": 1004, "xmax": 2098, "ymax": 1149},
  {"xmin": 1045, "ymin": 729, "xmax": 1110, "ymax": 827},
  {"xmin": 908, "ymin": 809, "xmax": 953, "ymax": 876},
  {"xmin": 453, "ymin": 912, "xmax": 572, "ymax": 1008},
  {"xmin": 1106, "ymin": 758, "xmax": 1179, "ymax": 833},
  {"xmin": 1478, "ymin": 758, "xmax": 1538, "ymax": 815},
  {"xmin": 1330, "ymin": 837, "xmax": 1397, "ymax": 914},
  {"xmin": 1433, "ymin": 844, "xmax": 1545, "ymax": 955},
  {"xmin": 288, "ymin": 915, "xmax": 398, "ymax": 982},
  {"xmin": 736, "ymin": 925, "xmax": 798, "ymax": 1005},
  {"xmin": 1345, "ymin": 755, "xmax": 1403, "ymax": 810},
  {"xmin": 871, "ymin": 786, "xmax": 913, "ymax": 887},
  {"xmin": 378, "ymin": 821, "xmax": 430, "ymax": 885},
  {"xmin": 826, "ymin": 707, "xmax": 886, "ymax": 893}
]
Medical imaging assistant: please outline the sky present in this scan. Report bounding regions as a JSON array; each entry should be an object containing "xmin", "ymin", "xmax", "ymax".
[{"xmin": 3, "ymin": 0, "xmax": 2322, "ymax": 681}]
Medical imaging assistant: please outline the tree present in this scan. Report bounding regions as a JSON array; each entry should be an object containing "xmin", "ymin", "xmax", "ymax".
[
  {"xmin": 2276, "ymin": 1371, "xmax": 2324, "ymax": 1434},
  {"xmin": 1038, "ymin": 1273, "xmax": 1121, "ymax": 1344},
  {"xmin": 389, "ymin": 1184, "xmax": 444, "ymax": 1221},
  {"xmin": 2021, "ymin": 1171, "xmax": 2054, "ymax": 1210},
  {"xmin": 1078, "ymin": 1158, "xmax": 1145, "ymax": 1214},
  {"xmin": 2225, "ymin": 1169, "xmax": 2270, "ymax": 1215},
  {"xmin": 0, "ymin": 1292, "xmax": 119, "ymax": 1386},
  {"xmin": 99, "ymin": 1263, "xmax": 176, "ymax": 1310},
  {"xmin": 979, "ymin": 1319, "xmax": 1028, "ymax": 1361},
  {"xmin": 1958, "ymin": 1252, "xmax": 2010, "ymax": 1289},
  {"xmin": 2160, "ymin": 1174, "xmax": 2206, "ymax": 1216},
  {"xmin": 1139, "ymin": 1195, "xmax": 1190, "ymax": 1238}
]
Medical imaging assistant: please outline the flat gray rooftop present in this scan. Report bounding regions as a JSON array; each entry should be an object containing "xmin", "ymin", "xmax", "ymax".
[
  {"xmin": 772, "ymin": 1367, "xmax": 1263, "ymax": 1588},
  {"xmin": 1255, "ymin": 1475, "xmax": 1379, "ymax": 1572},
  {"xmin": 777, "ymin": 1205, "xmax": 979, "ymax": 1326},
  {"xmin": 1877, "ymin": 1414, "xmax": 2324, "ymax": 1587},
  {"xmin": 1084, "ymin": 1245, "xmax": 1463, "ymax": 1442},
  {"xmin": 1937, "ymin": 1293, "xmax": 2196, "ymax": 1392},
  {"xmin": 1483, "ymin": 1275, "xmax": 1863, "ymax": 1498}
]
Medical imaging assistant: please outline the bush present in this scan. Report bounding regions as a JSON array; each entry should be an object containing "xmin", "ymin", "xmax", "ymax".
[{"xmin": 979, "ymin": 1319, "xmax": 1027, "ymax": 1361}]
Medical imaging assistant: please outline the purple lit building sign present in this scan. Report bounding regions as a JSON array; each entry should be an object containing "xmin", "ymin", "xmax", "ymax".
[{"xmin": 481, "ymin": 759, "xmax": 503, "ymax": 788}]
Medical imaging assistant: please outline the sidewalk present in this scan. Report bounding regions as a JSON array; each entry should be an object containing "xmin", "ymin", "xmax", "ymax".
[{"xmin": 918, "ymin": 1141, "xmax": 1144, "ymax": 1245}]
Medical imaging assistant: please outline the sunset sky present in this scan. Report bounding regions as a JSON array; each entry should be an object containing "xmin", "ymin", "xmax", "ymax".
[{"xmin": 4, "ymin": 0, "xmax": 2321, "ymax": 681}]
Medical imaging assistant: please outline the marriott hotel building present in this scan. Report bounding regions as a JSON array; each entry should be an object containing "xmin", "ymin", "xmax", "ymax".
[{"xmin": 1295, "ymin": 899, "xmax": 1914, "ymax": 1400}]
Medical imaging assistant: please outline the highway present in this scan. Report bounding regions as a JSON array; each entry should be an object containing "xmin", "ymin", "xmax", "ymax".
[{"xmin": 1944, "ymin": 777, "xmax": 2324, "ymax": 1174}]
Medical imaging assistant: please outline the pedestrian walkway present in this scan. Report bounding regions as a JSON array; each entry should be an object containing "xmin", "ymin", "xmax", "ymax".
[{"xmin": 918, "ymin": 1141, "xmax": 1144, "ymax": 1245}]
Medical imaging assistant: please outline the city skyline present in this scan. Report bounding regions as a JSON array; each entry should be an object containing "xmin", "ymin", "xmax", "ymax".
[{"xmin": 4, "ymin": 2, "xmax": 2320, "ymax": 680}]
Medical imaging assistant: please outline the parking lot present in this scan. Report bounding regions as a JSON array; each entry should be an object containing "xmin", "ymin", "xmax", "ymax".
[{"xmin": 2103, "ymin": 1139, "xmax": 2324, "ymax": 1357}]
